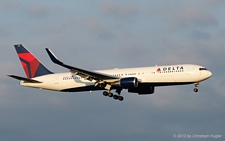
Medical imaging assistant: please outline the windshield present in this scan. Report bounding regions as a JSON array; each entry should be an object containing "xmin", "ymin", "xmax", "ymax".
[{"xmin": 199, "ymin": 68, "xmax": 207, "ymax": 71}]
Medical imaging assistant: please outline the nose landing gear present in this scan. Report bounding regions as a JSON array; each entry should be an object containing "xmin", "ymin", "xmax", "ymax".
[{"xmin": 193, "ymin": 82, "xmax": 199, "ymax": 92}]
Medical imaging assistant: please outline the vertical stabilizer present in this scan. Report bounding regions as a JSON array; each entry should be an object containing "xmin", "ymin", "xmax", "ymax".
[{"xmin": 14, "ymin": 44, "xmax": 53, "ymax": 78}]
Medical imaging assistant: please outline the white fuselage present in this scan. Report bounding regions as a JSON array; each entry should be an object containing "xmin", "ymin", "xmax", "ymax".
[{"xmin": 20, "ymin": 64, "xmax": 212, "ymax": 93}]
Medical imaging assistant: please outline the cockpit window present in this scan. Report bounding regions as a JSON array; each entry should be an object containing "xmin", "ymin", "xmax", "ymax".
[{"xmin": 199, "ymin": 68, "xmax": 207, "ymax": 71}]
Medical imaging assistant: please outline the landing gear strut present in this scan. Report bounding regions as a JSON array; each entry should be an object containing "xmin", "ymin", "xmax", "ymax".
[{"xmin": 194, "ymin": 82, "xmax": 199, "ymax": 92}]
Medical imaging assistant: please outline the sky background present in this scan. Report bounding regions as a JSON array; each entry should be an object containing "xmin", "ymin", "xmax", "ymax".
[{"xmin": 1, "ymin": 0, "xmax": 225, "ymax": 140}]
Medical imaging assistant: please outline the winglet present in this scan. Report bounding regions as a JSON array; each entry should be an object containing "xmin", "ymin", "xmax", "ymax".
[{"xmin": 45, "ymin": 48, "xmax": 63, "ymax": 65}]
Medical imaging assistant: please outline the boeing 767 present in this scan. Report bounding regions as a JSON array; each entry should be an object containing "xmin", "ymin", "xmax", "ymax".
[{"xmin": 8, "ymin": 44, "xmax": 212, "ymax": 101}]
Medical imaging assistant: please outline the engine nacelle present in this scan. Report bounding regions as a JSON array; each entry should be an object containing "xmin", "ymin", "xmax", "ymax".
[
  {"xmin": 128, "ymin": 87, "xmax": 155, "ymax": 95},
  {"xmin": 119, "ymin": 77, "xmax": 138, "ymax": 89}
]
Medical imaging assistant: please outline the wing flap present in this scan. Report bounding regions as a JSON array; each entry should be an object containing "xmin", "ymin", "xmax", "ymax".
[{"xmin": 7, "ymin": 75, "xmax": 42, "ymax": 83}]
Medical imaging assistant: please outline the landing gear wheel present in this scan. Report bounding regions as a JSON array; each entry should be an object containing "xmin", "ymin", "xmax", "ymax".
[
  {"xmin": 113, "ymin": 95, "xmax": 118, "ymax": 100},
  {"xmin": 118, "ymin": 96, "xmax": 124, "ymax": 101},
  {"xmin": 103, "ymin": 91, "xmax": 108, "ymax": 96},
  {"xmin": 194, "ymin": 88, "xmax": 198, "ymax": 92},
  {"xmin": 108, "ymin": 92, "xmax": 113, "ymax": 97}
]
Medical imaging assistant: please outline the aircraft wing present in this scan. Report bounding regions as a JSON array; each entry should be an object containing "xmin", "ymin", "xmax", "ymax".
[
  {"xmin": 45, "ymin": 48, "xmax": 119, "ymax": 82},
  {"xmin": 8, "ymin": 75, "xmax": 42, "ymax": 83}
]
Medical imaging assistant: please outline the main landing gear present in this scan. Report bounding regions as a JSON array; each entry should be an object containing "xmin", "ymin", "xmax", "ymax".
[
  {"xmin": 103, "ymin": 90, "xmax": 124, "ymax": 101},
  {"xmin": 193, "ymin": 82, "xmax": 199, "ymax": 92},
  {"xmin": 97, "ymin": 82, "xmax": 124, "ymax": 101}
]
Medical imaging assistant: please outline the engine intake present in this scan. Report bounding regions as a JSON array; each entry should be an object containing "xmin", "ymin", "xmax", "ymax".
[{"xmin": 120, "ymin": 77, "xmax": 138, "ymax": 89}]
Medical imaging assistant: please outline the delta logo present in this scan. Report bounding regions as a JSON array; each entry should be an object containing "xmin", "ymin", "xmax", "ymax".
[
  {"xmin": 156, "ymin": 66, "xmax": 184, "ymax": 72},
  {"xmin": 156, "ymin": 68, "xmax": 161, "ymax": 72}
]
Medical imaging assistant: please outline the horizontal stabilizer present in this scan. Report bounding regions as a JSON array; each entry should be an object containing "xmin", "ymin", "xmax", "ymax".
[{"xmin": 7, "ymin": 75, "xmax": 42, "ymax": 83}]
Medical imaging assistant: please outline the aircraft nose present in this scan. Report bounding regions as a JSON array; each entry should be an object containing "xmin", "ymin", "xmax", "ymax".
[{"xmin": 207, "ymin": 71, "xmax": 212, "ymax": 78}]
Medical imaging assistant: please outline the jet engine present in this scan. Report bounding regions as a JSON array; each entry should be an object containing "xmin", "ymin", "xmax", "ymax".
[{"xmin": 119, "ymin": 77, "xmax": 138, "ymax": 89}]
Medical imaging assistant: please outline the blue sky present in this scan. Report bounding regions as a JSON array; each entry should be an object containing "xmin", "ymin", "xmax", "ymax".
[{"xmin": 0, "ymin": 0, "xmax": 225, "ymax": 140}]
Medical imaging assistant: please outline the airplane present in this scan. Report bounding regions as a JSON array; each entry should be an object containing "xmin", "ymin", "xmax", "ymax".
[{"xmin": 8, "ymin": 44, "xmax": 212, "ymax": 101}]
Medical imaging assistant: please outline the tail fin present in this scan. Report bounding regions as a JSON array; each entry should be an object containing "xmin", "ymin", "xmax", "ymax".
[{"xmin": 14, "ymin": 44, "xmax": 53, "ymax": 78}]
